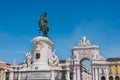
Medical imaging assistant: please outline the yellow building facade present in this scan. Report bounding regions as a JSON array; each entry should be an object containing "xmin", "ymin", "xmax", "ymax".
[
  {"xmin": 107, "ymin": 65, "xmax": 120, "ymax": 75},
  {"xmin": 0, "ymin": 63, "xmax": 11, "ymax": 80},
  {"xmin": 0, "ymin": 68, "xmax": 5, "ymax": 80}
]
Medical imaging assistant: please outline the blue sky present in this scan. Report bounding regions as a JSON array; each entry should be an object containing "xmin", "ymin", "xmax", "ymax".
[{"xmin": 0, "ymin": 0, "xmax": 120, "ymax": 64}]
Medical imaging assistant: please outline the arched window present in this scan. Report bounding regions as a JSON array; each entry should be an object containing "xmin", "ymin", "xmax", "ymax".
[
  {"xmin": 101, "ymin": 76, "xmax": 106, "ymax": 80},
  {"xmin": 115, "ymin": 76, "xmax": 119, "ymax": 80},
  {"xmin": 109, "ymin": 76, "xmax": 113, "ymax": 80}
]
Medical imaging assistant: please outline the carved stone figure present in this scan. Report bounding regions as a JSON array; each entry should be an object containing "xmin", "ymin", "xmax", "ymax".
[
  {"xmin": 79, "ymin": 36, "xmax": 90, "ymax": 46},
  {"xmin": 49, "ymin": 50, "xmax": 59, "ymax": 67},
  {"xmin": 13, "ymin": 59, "xmax": 16, "ymax": 65},
  {"xmin": 25, "ymin": 52, "xmax": 31, "ymax": 67},
  {"xmin": 38, "ymin": 12, "xmax": 49, "ymax": 37}
]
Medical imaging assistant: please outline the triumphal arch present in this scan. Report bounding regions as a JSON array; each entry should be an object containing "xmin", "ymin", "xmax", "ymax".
[{"xmin": 66, "ymin": 36, "xmax": 105, "ymax": 80}]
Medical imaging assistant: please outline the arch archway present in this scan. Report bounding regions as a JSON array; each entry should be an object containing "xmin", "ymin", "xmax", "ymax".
[
  {"xmin": 101, "ymin": 76, "xmax": 106, "ymax": 80},
  {"xmin": 115, "ymin": 76, "xmax": 119, "ymax": 80},
  {"xmin": 109, "ymin": 76, "xmax": 113, "ymax": 80},
  {"xmin": 80, "ymin": 57, "xmax": 92, "ymax": 80},
  {"xmin": 71, "ymin": 36, "xmax": 103, "ymax": 80}
]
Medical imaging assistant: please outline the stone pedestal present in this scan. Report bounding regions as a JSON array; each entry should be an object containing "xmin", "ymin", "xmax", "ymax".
[{"xmin": 31, "ymin": 36, "xmax": 53, "ymax": 70}]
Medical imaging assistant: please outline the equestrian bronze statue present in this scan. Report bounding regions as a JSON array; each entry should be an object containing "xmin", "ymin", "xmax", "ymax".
[{"xmin": 38, "ymin": 12, "xmax": 49, "ymax": 37}]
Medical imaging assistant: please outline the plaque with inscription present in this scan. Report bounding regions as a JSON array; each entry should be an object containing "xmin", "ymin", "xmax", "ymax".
[
  {"xmin": 20, "ymin": 71, "xmax": 51, "ymax": 80},
  {"xmin": 29, "ymin": 71, "xmax": 50, "ymax": 79}
]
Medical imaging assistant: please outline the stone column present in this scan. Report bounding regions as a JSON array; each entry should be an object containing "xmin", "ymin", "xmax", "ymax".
[
  {"xmin": 92, "ymin": 68, "xmax": 95, "ymax": 80},
  {"xmin": 18, "ymin": 72, "xmax": 21, "ymax": 80},
  {"xmin": 106, "ymin": 68, "xmax": 109, "ymax": 80},
  {"xmin": 4, "ymin": 71, "xmax": 6, "ymax": 80},
  {"xmin": 66, "ymin": 68, "xmax": 70, "ymax": 80},
  {"xmin": 9, "ymin": 71, "xmax": 14, "ymax": 80},
  {"xmin": 51, "ymin": 69, "xmax": 55, "ymax": 80},
  {"xmin": 95, "ymin": 68, "xmax": 98, "ymax": 80},
  {"xmin": 76, "ymin": 66, "xmax": 80, "ymax": 80},
  {"xmin": 73, "ymin": 68, "xmax": 77, "ymax": 80},
  {"xmin": 113, "ymin": 76, "xmax": 115, "ymax": 80},
  {"xmin": 106, "ymin": 75, "xmax": 109, "ymax": 80},
  {"xmin": 98, "ymin": 68, "xmax": 100, "ymax": 80}
]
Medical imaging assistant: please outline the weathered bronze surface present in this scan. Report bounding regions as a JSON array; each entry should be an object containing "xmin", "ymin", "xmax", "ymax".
[{"xmin": 38, "ymin": 12, "xmax": 49, "ymax": 37}]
